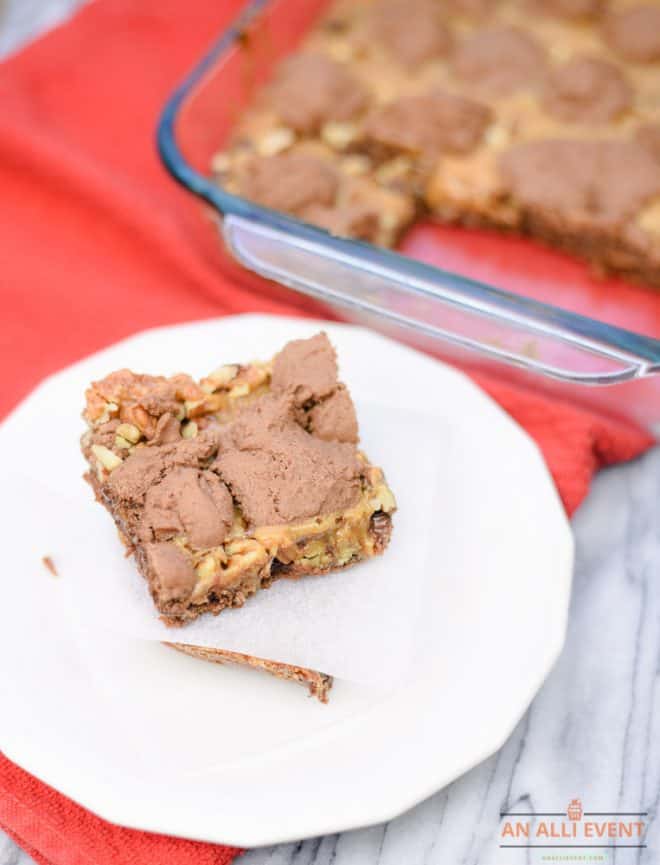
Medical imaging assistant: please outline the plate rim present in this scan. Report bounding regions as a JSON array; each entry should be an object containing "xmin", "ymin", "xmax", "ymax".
[{"xmin": 0, "ymin": 314, "xmax": 574, "ymax": 846}]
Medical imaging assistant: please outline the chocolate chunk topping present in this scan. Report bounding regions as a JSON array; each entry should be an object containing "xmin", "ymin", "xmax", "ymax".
[
  {"xmin": 217, "ymin": 335, "xmax": 362, "ymax": 521},
  {"xmin": 90, "ymin": 419, "xmax": 121, "ymax": 451},
  {"xmin": 303, "ymin": 201, "xmax": 381, "ymax": 242},
  {"xmin": 268, "ymin": 333, "xmax": 361, "ymax": 442},
  {"xmin": 106, "ymin": 431, "xmax": 218, "ymax": 506},
  {"xmin": 543, "ymin": 57, "xmax": 632, "ymax": 124},
  {"xmin": 453, "ymin": 27, "xmax": 547, "ymax": 95},
  {"xmin": 137, "ymin": 388, "xmax": 181, "ymax": 422},
  {"xmin": 268, "ymin": 53, "xmax": 368, "ymax": 133},
  {"xmin": 448, "ymin": 0, "xmax": 491, "ymax": 17},
  {"xmin": 602, "ymin": 6, "xmax": 660, "ymax": 63},
  {"xmin": 145, "ymin": 543, "xmax": 196, "ymax": 603},
  {"xmin": 214, "ymin": 394, "xmax": 361, "ymax": 527},
  {"xmin": 539, "ymin": 0, "xmax": 602, "ymax": 18},
  {"xmin": 150, "ymin": 412, "xmax": 182, "ymax": 446},
  {"xmin": 367, "ymin": 0, "xmax": 452, "ymax": 66},
  {"xmin": 370, "ymin": 511, "xmax": 392, "ymax": 554},
  {"xmin": 142, "ymin": 467, "xmax": 233, "ymax": 550},
  {"xmin": 363, "ymin": 91, "xmax": 492, "ymax": 157},
  {"xmin": 308, "ymin": 386, "xmax": 359, "ymax": 444},
  {"xmin": 637, "ymin": 124, "xmax": 660, "ymax": 163},
  {"xmin": 271, "ymin": 332, "xmax": 339, "ymax": 405},
  {"xmin": 238, "ymin": 153, "xmax": 339, "ymax": 216},
  {"xmin": 500, "ymin": 139, "xmax": 660, "ymax": 228},
  {"xmin": 103, "ymin": 333, "xmax": 363, "ymax": 544}
]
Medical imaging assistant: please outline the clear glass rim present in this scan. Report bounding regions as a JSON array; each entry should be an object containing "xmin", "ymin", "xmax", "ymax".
[{"xmin": 156, "ymin": 0, "xmax": 660, "ymax": 374}]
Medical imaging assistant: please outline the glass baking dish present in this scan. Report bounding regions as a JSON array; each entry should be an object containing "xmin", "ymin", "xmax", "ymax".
[{"xmin": 157, "ymin": 0, "xmax": 660, "ymax": 433}]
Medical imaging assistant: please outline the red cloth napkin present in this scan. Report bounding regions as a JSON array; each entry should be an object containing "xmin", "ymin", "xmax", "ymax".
[
  {"xmin": 0, "ymin": 753, "xmax": 240, "ymax": 865},
  {"xmin": 0, "ymin": 1, "xmax": 653, "ymax": 863}
]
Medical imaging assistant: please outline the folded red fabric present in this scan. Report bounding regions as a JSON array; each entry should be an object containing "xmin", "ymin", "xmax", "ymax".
[
  {"xmin": 0, "ymin": 753, "xmax": 241, "ymax": 865},
  {"xmin": 0, "ymin": 1, "xmax": 653, "ymax": 863}
]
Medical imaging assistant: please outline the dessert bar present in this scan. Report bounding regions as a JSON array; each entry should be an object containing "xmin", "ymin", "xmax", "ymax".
[
  {"xmin": 81, "ymin": 333, "xmax": 395, "ymax": 701},
  {"xmin": 81, "ymin": 333, "xmax": 395, "ymax": 624},
  {"xmin": 213, "ymin": 0, "xmax": 660, "ymax": 286}
]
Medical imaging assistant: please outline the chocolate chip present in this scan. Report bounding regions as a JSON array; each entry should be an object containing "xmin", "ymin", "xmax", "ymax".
[
  {"xmin": 370, "ymin": 511, "xmax": 392, "ymax": 553},
  {"xmin": 270, "ymin": 558, "xmax": 293, "ymax": 577}
]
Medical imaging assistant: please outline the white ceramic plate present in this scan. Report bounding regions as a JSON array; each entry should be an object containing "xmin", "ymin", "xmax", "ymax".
[{"xmin": 0, "ymin": 315, "xmax": 573, "ymax": 847}]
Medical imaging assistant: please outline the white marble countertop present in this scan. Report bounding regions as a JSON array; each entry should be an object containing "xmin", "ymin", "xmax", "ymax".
[{"xmin": 1, "ymin": 4, "xmax": 659, "ymax": 864}]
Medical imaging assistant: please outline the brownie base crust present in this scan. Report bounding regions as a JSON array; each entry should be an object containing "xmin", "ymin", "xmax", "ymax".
[
  {"xmin": 428, "ymin": 201, "xmax": 660, "ymax": 289},
  {"xmin": 166, "ymin": 643, "xmax": 333, "ymax": 702}
]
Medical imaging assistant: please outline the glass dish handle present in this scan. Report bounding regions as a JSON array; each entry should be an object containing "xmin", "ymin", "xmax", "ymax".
[{"xmin": 222, "ymin": 215, "xmax": 660, "ymax": 385}]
